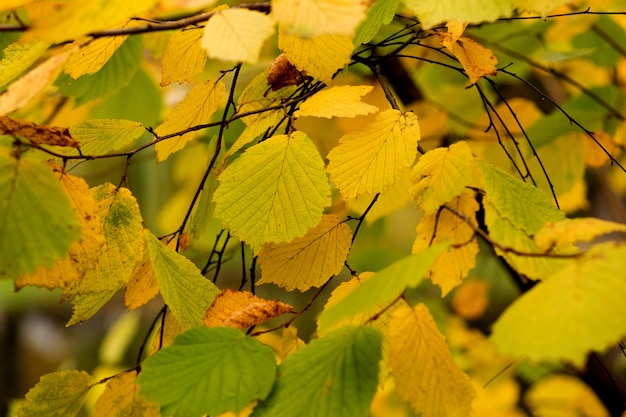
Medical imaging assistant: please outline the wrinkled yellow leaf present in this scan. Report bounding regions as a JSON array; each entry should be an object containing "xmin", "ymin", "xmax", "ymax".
[
  {"xmin": 18, "ymin": 370, "xmax": 92, "ymax": 417},
  {"xmin": 278, "ymin": 30, "xmax": 353, "ymax": 83},
  {"xmin": 161, "ymin": 27, "xmax": 206, "ymax": 86},
  {"xmin": 388, "ymin": 303, "xmax": 476, "ymax": 417},
  {"xmin": 201, "ymin": 8, "xmax": 275, "ymax": 64},
  {"xmin": 412, "ymin": 191, "xmax": 479, "ymax": 296},
  {"xmin": 294, "ymin": 85, "xmax": 378, "ymax": 118},
  {"xmin": 214, "ymin": 131, "xmax": 331, "ymax": 251},
  {"xmin": 204, "ymin": 289, "xmax": 293, "ymax": 329},
  {"xmin": 154, "ymin": 80, "xmax": 226, "ymax": 162},
  {"xmin": 535, "ymin": 217, "xmax": 626, "ymax": 252},
  {"xmin": 439, "ymin": 27, "xmax": 498, "ymax": 84},
  {"xmin": 273, "ymin": 0, "xmax": 366, "ymax": 37},
  {"xmin": 452, "ymin": 279, "xmax": 489, "ymax": 320},
  {"xmin": 257, "ymin": 214, "xmax": 352, "ymax": 291},
  {"xmin": 525, "ymin": 375, "xmax": 609, "ymax": 417},
  {"xmin": 0, "ymin": 41, "xmax": 49, "ymax": 88},
  {"xmin": 410, "ymin": 140, "xmax": 476, "ymax": 215},
  {"xmin": 328, "ymin": 109, "xmax": 420, "ymax": 199},
  {"xmin": 65, "ymin": 36, "xmax": 128, "ymax": 79},
  {"xmin": 94, "ymin": 371, "xmax": 159, "ymax": 417},
  {"xmin": 124, "ymin": 253, "xmax": 159, "ymax": 311}
]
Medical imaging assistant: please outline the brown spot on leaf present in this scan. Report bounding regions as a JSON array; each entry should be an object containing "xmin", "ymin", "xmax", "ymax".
[{"xmin": 0, "ymin": 116, "xmax": 79, "ymax": 147}]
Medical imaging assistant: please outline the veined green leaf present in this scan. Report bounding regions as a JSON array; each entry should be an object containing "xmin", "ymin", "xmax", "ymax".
[
  {"xmin": 353, "ymin": 0, "xmax": 401, "ymax": 46},
  {"xmin": 17, "ymin": 370, "xmax": 92, "ymax": 417},
  {"xmin": 70, "ymin": 119, "xmax": 145, "ymax": 155},
  {"xmin": 138, "ymin": 327, "xmax": 276, "ymax": 417}
]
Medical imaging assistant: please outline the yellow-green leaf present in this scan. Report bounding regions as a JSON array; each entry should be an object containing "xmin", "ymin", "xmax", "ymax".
[
  {"xmin": 201, "ymin": 8, "xmax": 275, "ymax": 64},
  {"xmin": 17, "ymin": 370, "xmax": 92, "ymax": 417},
  {"xmin": 525, "ymin": 375, "xmax": 610, "ymax": 417},
  {"xmin": 214, "ymin": 131, "xmax": 331, "ymax": 251},
  {"xmin": 161, "ymin": 27, "xmax": 206, "ymax": 86},
  {"xmin": 0, "ymin": 41, "xmax": 49, "ymax": 88},
  {"xmin": 388, "ymin": 303, "xmax": 476, "ymax": 417},
  {"xmin": 410, "ymin": 140, "xmax": 477, "ymax": 215},
  {"xmin": 94, "ymin": 371, "xmax": 159, "ymax": 417},
  {"xmin": 327, "ymin": 109, "xmax": 420, "ymax": 199},
  {"xmin": 513, "ymin": 0, "xmax": 569, "ymax": 17},
  {"xmin": 278, "ymin": 30, "xmax": 353, "ymax": 83},
  {"xmin": 272, "ymin": 0, "xmax": 366, "ymax": 38},
  {"xmin": 491, "ymin": 242, "xmax": 626, "ymax": 367},
  {"xmin": 154, "ymin": 80, "xmax": 226, "ymax": 162},
  {"xmin": 145, "ymin": 229, "xmax": 220, "ymax": 329},
  {"xmin": 294, "ymin": 85, "xmax": 378, "ymax": 118},
  {"xmin": 403, "ymin": 0, "xmax": 513, "ymax": 29},
  {"xmin": 70, "ymin": 119, "xmax": 145, "ymax": 155},
  {"xmin": 257, "ymin": 214, "xmax": 352, "ymax": 291},
  {"xmin": 65, "ymin": 36, "xmax": 128, "ymax": 79},
  {"xmin": 354, "ymin": 0, "xmax": 401, "ymax": 46}
]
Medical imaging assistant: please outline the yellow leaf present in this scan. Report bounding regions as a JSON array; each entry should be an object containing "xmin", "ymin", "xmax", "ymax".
[
  {"xmin": 65, "ymin": 36, "xmax": 128, "ymax": 79},
  {"xmin": 525, "ymin": 375, "xmax": 609, "ymax": 417},
  {"xmin": 94, "ymin": 371, "xmax": 159, "ymax": 417},
  {"xmin": 0, "ymin": 41, "xmax": 49, "ymax": 88},
  {"xmin": 346, "ymin": 171, "xmax": 413, "ymax": 224},
  {"xmin": 327, "ymin": 109, "xmax": 420, "ymax": 199},
  {"xmin": 272, "ymin": 0, "xmax": 366, "ymax": 37},
  {"xmin": 439, "ymin": 28, "xmax": 498, "ymax": 84},
  {"xmin": 513, "ymin": 0, "xmax": 570, "ymax": 17},
  {"xmin": 0, "ymin": 48, "xmax": 73, "ymax": 117},
  {"xmin": 452, "ymin": 279, "xmax": 489, "ymax": 320},
  {"xmin": 0, "ymin": 0, "xmax": 34, "ymax": 13},
  {"xmin": 294, "ymin": 85, "xmax": 378, "ymax": 118},
  {"xmin": 161, "ymin": 27, "xmax": 206, "ymax": 86},
  {"xmin": 388, "ymin": 303, "xmax": 476, "ymax": 417},
  {"xmin": 124, "ymin": 253, "xmax": 159, "ymax": 311},
  {"xmin": 584, "ymin": 131, "xmax": 616, "ymax": 167},
  {"xmin": 278, "ymin": 30, "xmax": 353, "ymax": 83},
  {"xmin": 255, "ymin": 326, "xmax": 305, "ymax": 363},
  {"xmin": 23, "ymin": 0, "xmax": 158, "ymax": 43},
  {"xmin": 154, "ymin": 80, "xmax": 226, "ymax": 162},
  {"xmin": 403, "ymin": 0, "xmax": 513, "ymax": 29},
  {"xmin": 149, "ymin": 311, "xmax": 184, "ymax": 355},
  {"xmin": 410, "ymin": 141, "xmax": 477, "ymax": 215},
  {"xmin": 201, "ymin": 8, "xmax": 275, "ymax": 64},
  {"xmin": 257, "ymin": 214, "xmax": 352, "ymax": 291},
  {"xmin": 535, "ymin": 217, "xmax": 626, "ymax": 252},
  {"xmin": 70, "ymin": 119, "xmax": 146, "ymax": 156},
  {"xmin": 18, "ymin": 370, "xmax": 92, "ymax": 417},
  {"xmin": 16, "ymin": 169, "xmax": 105, "ymax": 293},
  {"xmin": 203, "ymin": 289, "xmax": 293, "ymax": 329},
  {"xmin": 214, "ymin": 131, "xmax": 331, "ymax": 251},
  {"xmin": 412, "ymin": 191, "xmax": 479, "ymax": 296}
]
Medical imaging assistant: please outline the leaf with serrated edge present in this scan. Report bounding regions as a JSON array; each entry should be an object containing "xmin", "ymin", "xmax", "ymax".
[
  {"xmin": 138, "ymin": 327, "xmax": 276, "ymax": 417},
  {"xmin": 70, "ymin": 119, "xmax": 145, "ymax": 156},
  {"xmin": 252, "ymin": 326, "xmax": 381, "ymax": 417},
  {"xmin": 201, "ymin": 8, "xmax": 275, "ymax": 64},
  {"xmin": 412, "ymin": 191, "xmax": 479, "ymax": 296},
  {"xmin": 17, "ymin": 370, "xmax": 92, "ymax": 417},
  {"xmin": 410, "ymin": 140, "xmax": 476, "ymax": 215},
  {"xmin": 214, "ymin": 131, "xmax": 330, "ymax": 251},
  {"xmin": 318, "ymin": 243, "xmax": 448, "ymax": 332},
  {"xmin": 145, "ymin": 229, "xmax": 220, "ymax": 329},
  {"xmin": 203, "ymin": 289, "xmax": 293, "ymax": 329},
  {"xmin": 328, "ymin": 109, "xmax": 420, "ymax": 199},
  {"xmin": 161, "ymin": 27, "xmax": 206, "ymax": 86},
  {"xmin": 94, "ymin": 371, "xmax": 159, "ymax": 417},
  {"xmin": 65, "ymin": 36, "xmax": 128, "ymax": 79},
  {"xmin": 388, "ymin": 304, "xmax": 476, "ymax": 417},
  {"xmin": 273, "ymin": 0, "xmax": 366, "ymax": 38},
  {"xmin": 294, "ymin": 85, "xmax": 378, "ymax": 118},
  {"xmin": 278, "ymin": 30, "xmax": 353, "ymax": 83},
  {"xmin": 154, "ymin": 80, "xmax": 226, "ymax": 162},
  {"xmin": 257, "ymin": 214, "xmax": 352, "ymax": 291},
  {"xmin": 491, "ymin": 242, "xmax": 626, "ymax": 367}
]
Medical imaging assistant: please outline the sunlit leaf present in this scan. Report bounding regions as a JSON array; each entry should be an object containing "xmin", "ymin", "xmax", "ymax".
[
  {"xmin": 70, "ymin": 119, "xmax": 145, "ymax": 155},
  {"xmin": 0, "ymin": 40, "xmax": 49, "ymax": 88},
  {"xmin": 94, "ymin": 371, "xmax": 159, "ymax": 417},
  {"xmin": 328, "ymin": 109, "xmax": 420, "ymax": 199},
  {"xmin": 257, "ymin": 214, "xmax": 352, "ymax": 291},
  {"xmin": 0, "ymin": 0, "xmax": 34, "ymax": 13},
  {"xmin": 278, "ymin": 30, "xmax": 353, "ymax": 83},
  {"xmin": 145, "ymin": 229, "xmax": 220, "ymax": 329},
  {"xmin": 201, "ymin": 8, "xmax": 275, "ymax": 64},
  {"xmin": 154, "ymin": 80, "xmax": 226, "ymax": 162},
  {"xmin": 513, "ymin": 0, "xmax": 569, "ymax": 17},
  {"xmin": 318, "ymin": 243, "xmax": 448, "ymax": 332},
  {"xmin": 124, "ymin": 252, "xmax": 159, "ymax": 311},
  {"xmin": 388, "ymin": 303, "xmax": 476, "ymax": 417},
  {"xmin": 139, "ymin": 327, "xmax": 276, "ymax": 417},
  {"xmin": 439, "ymin": 25, "xmax": 498, "ymax": 84},
  {"xmin": 535, "ymin": 217, "xmax": 626, "ymax": 251},
  {"xmin": 0, "ymin": 155, "xmax": 80, "ymax": 280},
  {"xmin": 65, "ymin": 36, "xmax": 128, "ymax": 79},
  {"xmin": 214, "ymin": 131, "xmax": 331, "ymax": 251},
  {"xmin": 203, "ymin": 289, "xmax": 293, "ymax": 329},
  {"xmin": 294, "ymin": 85, "xmax": 377, "ymax": 118},
  {"xmin": 252, "ymin": 326, "xmax": 381, "ymax": 417},
  {"xmin": 491, "ymin": 242, "xmax": 626, "ymax": 367},
  {"xmin": 17, "ymin": 370, "xmax": 92, "ymax": 417},
  {"xmin": 451, "ymin": 279, "xmax": 490, "ymax": 320},
  {"xmin": 161, "ymin": 27, "xmax": 206, "ymax": 86},
  {"xmin": 272, "ymin": 0, "xmax": 366, "ymax": 38},
  {"xmin": 403, "ymin": 0, "xmax": 513, "ymax": 29},
  {"xmin": 353, "ymin": 0, "xmax": 401, "ymax": 46}
]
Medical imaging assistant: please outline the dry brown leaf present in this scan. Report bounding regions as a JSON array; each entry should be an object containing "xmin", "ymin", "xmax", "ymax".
[
  {"xmin": 0, "ymin": 116, "xmax": 79, "ymax": 147},
  {"xmin": 267, "ymin": 53, "xmax": 308, "ymax": 92},
  {"xmin": 203, "ymin": 289, "xmax": 293, "ymax": 329}
]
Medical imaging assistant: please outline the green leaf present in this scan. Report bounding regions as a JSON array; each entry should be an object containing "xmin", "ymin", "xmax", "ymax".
[
  {"xmin": 214, "ymin": 131, "xmax": 331, "ymax": 251},
  {"xmin": 491, "ymin": 243, "xmax": 626, "ymax": 367},
  {"xmin": 318, "ymin": 243, "xmax": 448, "ymax": 332},
  {"xmin": 144, "ymin": 229, "xmax": 220, "ymax": 329},
  {"xmin": 70, "ymin": 119, "xmax": 145, "ymax": 155},
  {"xmin": 0, "ymin": 153, "xmax": 80, "ymax": 280},
  {"xmin": 353, "ymin": 0, "xmax": 400, "ymax": 46},
  {"xmin": 252, "ymin": 326, "xmax": 382, "ymax": 417},
  {"xmin": 56, "ymin": 35, "xmax": 142, "ymax": 106},
  {"xmin": 138, "ymin": 327, "xmax": 276, "ymax": 417},
  {"xmin": 0, "ymin": 41, "xmax": 49, "ymax": 89},
  {"xmin": 17, "ymin": 370, "xmax": 92, "ymax": 417}
]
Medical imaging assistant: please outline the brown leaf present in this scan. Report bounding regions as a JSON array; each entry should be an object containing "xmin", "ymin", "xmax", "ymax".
[
  {"xmin": 0, "ymin": 116, "xmax": 79, "ymax": 147},
  {"xmin": 204, "ymin": 289, "xmax": 293, "ymax": 329},
  {"xmin": 267, "ymin": 53, "xmax": 308, "ymax": 92}
]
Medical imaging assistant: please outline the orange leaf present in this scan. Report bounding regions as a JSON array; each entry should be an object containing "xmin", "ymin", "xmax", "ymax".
[
  {"xmin": 451, "ymin": 279, "xmax": 489, "ymax": 320},
  {"xmin": 124, "ymin": 253, "xmax": 159, "ymax": 311},
  {"xmin": 203, "ymin": 289, "xmax": 293, "ymax": 329},
  {"xmin": 439, "ymin": 24, "xmax": 497, "ymax": 84}
]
